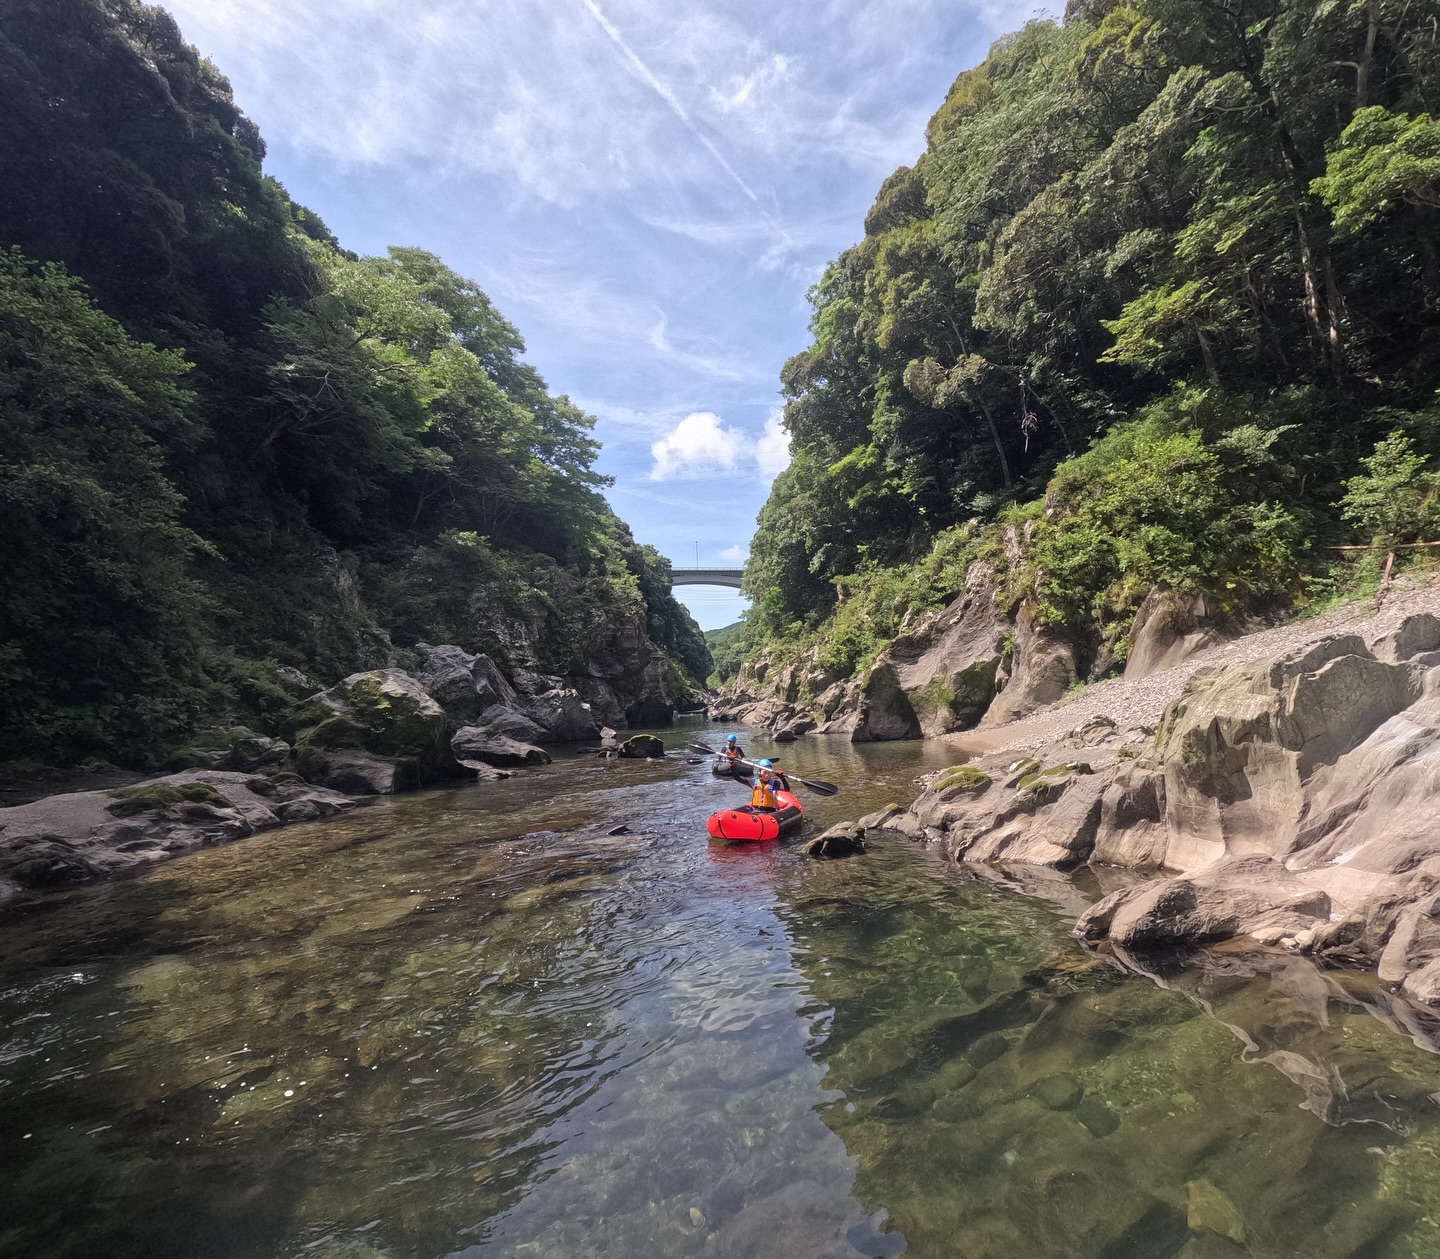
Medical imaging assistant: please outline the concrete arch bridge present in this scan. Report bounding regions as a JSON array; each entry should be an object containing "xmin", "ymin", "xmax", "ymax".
[{"xmin": 670, "ymin": 568, "xmax": 745, "ymax": 591}]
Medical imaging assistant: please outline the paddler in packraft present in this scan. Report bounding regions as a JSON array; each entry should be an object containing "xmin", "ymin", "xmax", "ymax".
[
  {"xmin": 746, "ymin": 759, "xmax": 790, "ymax": 811},
  {"xmin": 723, "ymin": 733, "xmax": 746, "ymax": 763}
]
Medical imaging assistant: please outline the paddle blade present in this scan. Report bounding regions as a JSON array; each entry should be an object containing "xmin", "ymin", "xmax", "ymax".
[{"xmin": 794, "ymin": 776, "xmax": 839, "ymax": 797}]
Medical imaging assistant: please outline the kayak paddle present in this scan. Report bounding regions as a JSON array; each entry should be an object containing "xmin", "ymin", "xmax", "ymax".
[{"xmin": 689, "ymin": 740, "xmax": 839, "ymax": 797}]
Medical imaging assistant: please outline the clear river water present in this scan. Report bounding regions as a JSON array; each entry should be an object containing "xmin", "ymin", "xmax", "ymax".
[{"xmin": 6, "ymin": 719, "xmax": 1440, "ymax": 1259}]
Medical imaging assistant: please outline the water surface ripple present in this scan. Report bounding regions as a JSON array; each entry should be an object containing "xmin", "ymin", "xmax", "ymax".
[{"xmin": 5, "ymin": 724, "xmax": 1440, "ymax": 1258}]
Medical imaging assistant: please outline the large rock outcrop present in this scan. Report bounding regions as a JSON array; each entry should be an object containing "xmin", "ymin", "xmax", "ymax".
[
  {"xmin": 0, "ymin": 771, "xmax": 354, "ymax": 901},
  {"xmin": 979, "ymin": 606, "xmax": 1078, "ymax": 728},
  {"xmin": 877, "ymin": 613, "xmax": 1440, "ymax": 1003},
  {"xmin": 287, "ymin": 669, "xmax": 456, "ymax": 792},
  {"xmin": 715, "ymin": 564, "xmax": 1079, "ymax": 742},
  {"xmin": 1123, "ymin": 590, "xmax": 1235, "ymax": 680}
]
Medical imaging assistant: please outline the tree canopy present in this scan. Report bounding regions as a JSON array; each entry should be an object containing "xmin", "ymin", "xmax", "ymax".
[
  {"xmin": 747, "ymin": 0, "xmax": 1440, "ymax": 665},
  {"xmin": 0, "ymin": 0, "xmax": 709, "ymax": 766}
]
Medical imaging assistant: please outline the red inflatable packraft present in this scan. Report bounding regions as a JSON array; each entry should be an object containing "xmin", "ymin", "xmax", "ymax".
[{"xmin": 706, "ymin": 790, "xmax": 804, "ymax": 842}]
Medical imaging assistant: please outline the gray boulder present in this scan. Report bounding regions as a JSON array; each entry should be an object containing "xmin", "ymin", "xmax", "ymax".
[
  {"xmin": 806, "ymin": 822, "xmax": 867, "ymax": 858},
  {"xmin": 451, "ymin": 727, "xmax": 552, "ymax": 768},
  {"xmin": 474, "ymin": 704, "xmax": 549, "ymax": 744},
  {"xmin": 517, "ymin": 688, "xmax": 600, "ymax": 742},
  {"xmin": 287, "ymin": 669, "xmax": 452, "ymax": 781},
  {"xmin": 298, "ymin": 750, "xmax": 420, "ymax": 795},
  {"xmin": 416, "ymin": 644, "xmax": 518, "ymax": 726}
]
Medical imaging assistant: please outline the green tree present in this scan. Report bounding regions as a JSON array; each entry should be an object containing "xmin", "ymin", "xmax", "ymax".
[{"xmin": 0, "ymin": 251, "xmax": 211, "ymax": 763}]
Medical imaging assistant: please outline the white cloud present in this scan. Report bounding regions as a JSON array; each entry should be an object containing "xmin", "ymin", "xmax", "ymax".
[
  {"xmin": 649, "ymin": 409, "xmax": 794, "ymax": 482},
  {"xmin": 650, "ymin": 412, "xmax": 747, "ymax": 480},
  {"xmin": 756, "ymin": 410, "xmax": 792, "ymax": 482},
  {"xmin": 719, "ymin": 544, "xmax": 749, "ymax": 563}
]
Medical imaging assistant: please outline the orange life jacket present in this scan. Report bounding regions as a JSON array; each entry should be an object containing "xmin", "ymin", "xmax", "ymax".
[{"xmin": 751, "ymin": 777, "xmax": 778, "ymax": 810}]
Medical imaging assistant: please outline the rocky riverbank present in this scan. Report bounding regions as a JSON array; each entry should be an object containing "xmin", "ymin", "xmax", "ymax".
[
  {"xmin": 0, "ymin": 639, "xmax": 684, "ymax": 903},
  {"xmin": 859, "ymin": 600, "xmax": 1440, "ymax": 1004}
]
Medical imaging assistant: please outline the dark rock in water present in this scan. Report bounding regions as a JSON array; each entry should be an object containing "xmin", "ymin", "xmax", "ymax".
[
  {"xmin": 1031, "ymin": 1073, "xmax": 1084, "ymax": 1110},
  {"xmin": 618, "ymin": 734, "xmax": 664, "ymax": 759},
  {"xmin": 774, "ymin": 729, "xmax": 796, "ymax": 744},
  {"xmin": 303, "ymin": 750, "xmax": 421, "ymax": 795},
  {"xmin": 450, "ymin": 728, "xmax": 552, "ymax": 768},
  {"xmin": 1075, "ymin": 1095, "xmax": 1120, "ymax": 1137},
  {"xmin": 964, "ymin": 1030, "xmax": 1011, "ymax": 1068},
  {"xmin": 607, "ymin": 824, "xmax": 630, "ymax": 836},
  {"xmin": 806, "ymin": 822, "xmax": 867, "ymax": 859}
]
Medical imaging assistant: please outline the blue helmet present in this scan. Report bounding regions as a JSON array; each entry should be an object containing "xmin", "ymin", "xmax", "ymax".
[
  {"xmin": 725, "ymin": 733, "xmax": 737, "ymax": 743},
  {"xmin": 756, "ymin": 758, "xmax": 773, "ymax": 768}
]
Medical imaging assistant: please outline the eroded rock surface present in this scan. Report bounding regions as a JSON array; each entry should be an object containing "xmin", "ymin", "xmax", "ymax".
[
  {"xmin": 876, "ymin": 614, "xmax": 1440, "ymax": 1001},
  {"xmin": 0, "ymin": 771, "xmax": 354, "ymax": 901}
]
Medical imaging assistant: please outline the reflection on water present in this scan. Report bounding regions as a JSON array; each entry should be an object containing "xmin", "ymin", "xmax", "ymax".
[{"xmin": 3, "ymin": 722, "xmax": 1440, "ymax": 1258}]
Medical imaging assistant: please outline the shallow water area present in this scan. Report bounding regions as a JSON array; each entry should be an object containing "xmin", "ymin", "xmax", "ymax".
[{"xmin": 5, "ymin": 720, "xmax": 1440, "ymax": 1258}]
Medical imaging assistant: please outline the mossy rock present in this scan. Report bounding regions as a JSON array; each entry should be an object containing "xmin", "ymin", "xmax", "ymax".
[
  {"xmin": 934, "ymin": 765, "xmax": 993, "ymax": 795},
  {"xmin": 107, "ymin": 782, "xmax": 229, "ymax": 817},
  {"xmin": 618, "ymin": 734, "xmax": 665, "ymax": 759},
  {"xmin": 1017, "ymin": 761, "xmax": 1094, "ymax": 793},
  {"xmin": 288, "ymin": 670, "xmax": 449, "ymax": 765}
]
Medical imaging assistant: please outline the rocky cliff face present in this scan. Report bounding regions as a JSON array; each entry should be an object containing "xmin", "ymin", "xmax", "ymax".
[
  {"xmin": 715, "ymin": 563, "xmax": 1094, "ymax": 741},
  {"xmin": 866, "ymin": 613, "xmax": 1440, "ymax": 1004}
]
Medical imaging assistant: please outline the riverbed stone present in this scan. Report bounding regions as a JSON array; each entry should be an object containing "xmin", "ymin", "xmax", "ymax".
[
  {"xmin": 1186, "ymin": 1179, "xmax": 1246, "ymax": 1244},
  {"xmin": 965, "ymin": 1031, "xmax": 1011, "ymax": 1068},
  {"xmin": 1031, "ymin": 1073, "xmax": 1084, "ymax": 1111},
  {"xmin": 1074, "ymin": 1095, "xmax": 1120, "ymax": 1137}
]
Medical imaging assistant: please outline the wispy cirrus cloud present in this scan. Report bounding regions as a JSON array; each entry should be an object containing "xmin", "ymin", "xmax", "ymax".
[{"xmin": 161, "ymin": 0, "xmax": 1020, "ymax": 625}]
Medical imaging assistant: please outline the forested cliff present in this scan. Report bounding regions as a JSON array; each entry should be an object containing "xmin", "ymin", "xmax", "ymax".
[
  {"xmin": 741, "ymin": 0, "xmax": 1440, "ymax": 701},
  {"xmin": 0, "ymin": 0, "xmax": 709, "ymax": 769}
]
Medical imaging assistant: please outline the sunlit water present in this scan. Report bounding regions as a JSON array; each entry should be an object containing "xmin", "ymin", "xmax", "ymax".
[{"xmin": 6, "ymin": 720, "xmax": 1440, "ymax": 1258}]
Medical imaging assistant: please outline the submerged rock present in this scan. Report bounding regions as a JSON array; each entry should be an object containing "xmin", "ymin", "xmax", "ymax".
[{"xmin": 806, "ymin": 822, "xmax": 867, "ymax": 859}]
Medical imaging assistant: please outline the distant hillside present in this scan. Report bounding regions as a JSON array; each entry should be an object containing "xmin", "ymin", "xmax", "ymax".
[{"xmin": 704, "ymin": 621, "xmax": 753, "ymax": 687}]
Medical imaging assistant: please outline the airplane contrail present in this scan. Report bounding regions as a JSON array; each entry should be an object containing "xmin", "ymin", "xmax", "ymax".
[{"xmin": 578, "ymin": 0, "xmax": 759, "ymax": 203}]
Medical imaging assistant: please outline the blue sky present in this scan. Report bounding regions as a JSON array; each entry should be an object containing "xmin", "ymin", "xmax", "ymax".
[{"xmin": 162, "ymin": 0, "xmax": 1025, "ymax": 629}]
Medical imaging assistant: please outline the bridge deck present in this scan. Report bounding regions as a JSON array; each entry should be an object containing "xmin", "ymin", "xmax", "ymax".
[{"xmin": 670, "ymin": 568, "xmax": 745, "ymax": 590}]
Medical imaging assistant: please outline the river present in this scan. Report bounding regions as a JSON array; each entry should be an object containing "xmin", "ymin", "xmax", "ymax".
[{"xmin": 4, "ymin": 720, "xmax": 1440, "ymax": 1259}]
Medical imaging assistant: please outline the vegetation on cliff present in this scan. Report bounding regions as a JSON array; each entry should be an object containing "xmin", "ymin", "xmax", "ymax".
[
  {"xmin": 745, "ymin": 0, "xmax": 1440, "ymax": 681},
  {"xmin": 0, "ymin": 0, "xmax": 708, "ymax": 768}
]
